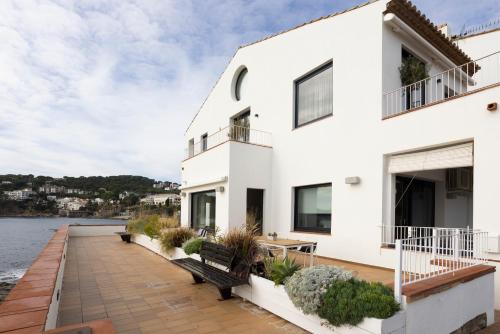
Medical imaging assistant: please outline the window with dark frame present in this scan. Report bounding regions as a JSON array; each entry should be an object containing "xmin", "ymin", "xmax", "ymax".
[
  {"xmin": 191, "ymin": 190, "xmax": 216, "ymax": 230},
  {"xmin": 294, "ymin": 183, "xmax": 332, "ymax": 233},
  {"xmin": 201, "ymin": 133, "xmax": 208, "ymax": 152},
  {"xmin": 294, "ymin": 62, "xmax": 333, "ymax": 128}
]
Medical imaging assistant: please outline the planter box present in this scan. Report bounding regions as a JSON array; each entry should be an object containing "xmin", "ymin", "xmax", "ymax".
[
  {"xmin": 233, "ymin": 275, "xmax": 405, "ymax": 334},
  {"xmin": 131, "ymin": 233, "xmax": 189, "ymax": 260}
]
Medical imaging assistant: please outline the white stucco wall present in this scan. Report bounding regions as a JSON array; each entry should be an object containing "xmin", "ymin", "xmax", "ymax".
[
  {"xmin": 180, "ymin": 0, "xmax": 500, "ymax": 278},
  {"xmin": 404, "ymin": 273, "xmax": 495, "ymax": 334},
  {"xmin": 455, "ymin": 29, "xmax": 500, "ymax": 59}
]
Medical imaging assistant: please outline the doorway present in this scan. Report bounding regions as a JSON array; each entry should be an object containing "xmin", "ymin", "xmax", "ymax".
[
  {"xmin": 395, "ymin": 176, "xmax": 435, "ymax": 238},
  {"xmin": 246, "ymin": 188, "xmax": 264, "ymax": 235}
]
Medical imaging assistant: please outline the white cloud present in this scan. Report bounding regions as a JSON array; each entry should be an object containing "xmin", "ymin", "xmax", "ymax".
[{"xmin": 0, "ymin": 0, "xmax": 497, "ymax": 181}]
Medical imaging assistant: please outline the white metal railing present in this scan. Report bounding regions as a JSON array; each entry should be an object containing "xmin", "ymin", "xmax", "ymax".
[
  {"xmin": 394, "ymin": 230, "xmax": 488, "ymax": 302},
  {"xmin": 185, "ymin": 125, "xmax": 272, "ymax": 159},
  {"xmin": 380, "ymin": 225, "xmax": 477, "ymax": 246},
  {"xmin": 383, "ymin": 51, "xmax": 500, "ymax": 118}
]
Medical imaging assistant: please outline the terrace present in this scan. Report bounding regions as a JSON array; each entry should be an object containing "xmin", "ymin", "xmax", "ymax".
[
  {"xmin": 58, "ymin": 235, "xmax": 306, "ymax": 334},
  {"xmin": 0, "ymin": 224, "xmax": 496, "ymax": 334}
]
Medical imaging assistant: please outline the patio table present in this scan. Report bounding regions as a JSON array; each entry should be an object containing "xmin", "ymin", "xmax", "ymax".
[{"xmin": 257, "ymin": 237, "xmax": 317, "ymax": 267}]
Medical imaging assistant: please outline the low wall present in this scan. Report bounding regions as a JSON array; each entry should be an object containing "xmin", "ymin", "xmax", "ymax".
[
  {"xmin": 0, "ymin": 225, "xmax": 69, "ymax": 333},
  {"xmin": 404, "ymin": 272, "xmax": 495, "ymax": 334},
  {"xmin": 68, "ymin": 224, "xmax": 126, "ymax": 237},
  {"xmin": 131, "ymin": 233, "xmax": 198, "ymax": 261},
  {"xmin": 234, "ymin": 275, "xmax": 405, "ymax": 334}
]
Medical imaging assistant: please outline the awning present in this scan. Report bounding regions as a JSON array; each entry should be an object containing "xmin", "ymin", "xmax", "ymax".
[{"xmin": 388, "ymin": 142, "xmax": 473, "ymax": 174}]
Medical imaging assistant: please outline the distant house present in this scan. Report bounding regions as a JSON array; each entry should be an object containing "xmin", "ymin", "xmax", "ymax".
[
  {"xmin": 1, "ymin": 181, "xmax": 12, "ymax": 185},
  {"xmin": 119, "ymin": 191, "xmax": 137, "ymax": 200},
  {"xmin": 93, "ymin": 198, "xmax": 104, "ymax": 205},
  {"xmin": 39, "ymin": 184, "xmax": 65, "ymax": 194},
  {"xmin": 56, "ymin": 197, "xmax": 88, "ymax": 211},
  {"xmin": 47, "ymin": 195, "xmax": 57, "ymax": 201},
  {"xmin": 4, "ymin": 188, "xmax": 35, "ymax": 201},
  {"xmin": 140, "ymin": 194, "xmax": 180, "ymax": 206}
]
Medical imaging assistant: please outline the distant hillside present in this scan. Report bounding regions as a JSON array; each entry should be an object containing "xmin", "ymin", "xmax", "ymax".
[{"xmin": 0, "ymin": 174, "xmax": 175, "ymax": 195}]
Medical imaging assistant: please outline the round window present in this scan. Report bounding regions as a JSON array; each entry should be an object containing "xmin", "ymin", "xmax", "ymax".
[{"xmin": 234, "ymin": 68, "xmax": 248, "ymax": 101}]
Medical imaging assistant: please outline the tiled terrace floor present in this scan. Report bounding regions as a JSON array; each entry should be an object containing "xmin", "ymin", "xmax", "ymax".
[
  {"xmin": 288, "ymin": 251, "xmax": 394, "ymax": 286},
  {"xmin": 58, "ymin": 236, "xmax": 308, "ymax": 334}
]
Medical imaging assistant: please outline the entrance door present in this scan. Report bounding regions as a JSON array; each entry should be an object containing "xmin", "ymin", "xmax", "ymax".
[
  {"xmin": 395, "ymin": 176, "xmax": 435, "ymax": 238},
  {"xmin": 246, "ymin": 188, "xmax": 264, "ymax": 235}
]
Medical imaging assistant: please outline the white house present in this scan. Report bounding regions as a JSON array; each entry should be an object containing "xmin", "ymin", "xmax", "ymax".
[
  {"xmin": 4, "ymin": 188, "xmax": 35, "ymax": 201},
  {"xmin": 140, "ymin": 193, "xmax": 180, "ymax": 206},
  {"xmin": 180, "ymin": 0, "xmax": 499, "ymax": 332}
]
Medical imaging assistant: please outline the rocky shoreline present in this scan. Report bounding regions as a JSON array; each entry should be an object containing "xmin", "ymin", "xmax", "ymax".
[{"xmin": 0, "ymin": 281, "xmax": 16, "ymax": 303}]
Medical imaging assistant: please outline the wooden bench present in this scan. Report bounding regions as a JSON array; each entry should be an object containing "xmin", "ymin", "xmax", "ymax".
[{"xmin": 171, "ymin": 241, "xmax": 248, "ymax": 300}]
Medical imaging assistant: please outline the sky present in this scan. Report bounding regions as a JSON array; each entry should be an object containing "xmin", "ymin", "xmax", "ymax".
[{"xmin": 0, "ymin": 0, "xmax": 498, "ymax": 182}]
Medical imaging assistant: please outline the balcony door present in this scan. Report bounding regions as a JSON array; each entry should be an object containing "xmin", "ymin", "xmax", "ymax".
[
  {"xmin": 246, "ymin": 188, "xmax": 263, "ymax": 235},
  {"xmin": 231, "ymin": 110, "xmax": 250, "ymax": 142},
  {"xmin": 395, "ymin": 176, "xmax": 435, "ymax": 239}
]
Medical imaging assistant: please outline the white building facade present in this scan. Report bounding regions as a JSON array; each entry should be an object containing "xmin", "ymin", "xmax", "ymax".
[{"xmin": 180, "ymin": 0, "xmax": 500, "ymax": 311}]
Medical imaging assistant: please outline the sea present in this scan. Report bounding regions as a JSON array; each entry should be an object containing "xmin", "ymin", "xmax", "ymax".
[{"xmin": 0, "ymin": 217, "xmax": 124, "ymax": 284}]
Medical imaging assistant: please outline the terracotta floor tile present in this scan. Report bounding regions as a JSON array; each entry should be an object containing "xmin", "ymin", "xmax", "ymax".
[{"xmin": 57, "ymin": 236, "xmax": 308, "ymax": 334}]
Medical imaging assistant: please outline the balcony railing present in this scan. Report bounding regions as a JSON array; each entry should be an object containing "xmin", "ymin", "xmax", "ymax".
[
  {"xmin": 383, "ymin": 51, "xmax": 500, "ymax": 118},
  {"xmin": 185, "ymin": 125, "xmax": 272, "ymax": 159},
  {"xmin": 394, "ymin": 230, "xmax": 488, "ymax": 302},
  {"xmin": 380, "ymin": 225, "xmax": 477, "ymax": 246}
]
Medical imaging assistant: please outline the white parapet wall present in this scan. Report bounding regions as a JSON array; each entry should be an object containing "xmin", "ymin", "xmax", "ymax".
[
  {"xmin": 404, "ymin": 272, "xmax": 495, "ymax": 334},
  {"xmin": 233, "ymin": 275, "xmax": 406, "ymax": 334},
  {"xmin": 68, "ymin": 224, "xmax": 126, "ymax": 237},
  {"xmin": 44, "ymin": 232, "xmax": 68, "ymax": 330},
  {"xmin": 131, "ymin": 233, "xmax": 195, "ymax": 261}
]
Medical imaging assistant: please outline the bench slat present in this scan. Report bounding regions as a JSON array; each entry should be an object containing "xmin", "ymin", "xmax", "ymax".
[{"xmin": 172, "ymin": 258, "xmax": 246, "ymax": 288}]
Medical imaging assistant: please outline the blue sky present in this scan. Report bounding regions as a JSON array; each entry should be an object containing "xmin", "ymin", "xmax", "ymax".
[{"xmin": 0, "ymin": 0, "xmax": 498, "ymax": 182}]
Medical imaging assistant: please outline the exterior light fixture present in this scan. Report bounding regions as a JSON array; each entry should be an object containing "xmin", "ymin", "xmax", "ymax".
[{"xmin": 345, "ymin": 176, "xmax": 361, "ymax": 185}]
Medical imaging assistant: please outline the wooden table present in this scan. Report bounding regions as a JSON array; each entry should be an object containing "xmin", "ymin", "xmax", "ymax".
[{"xmin": 257, "ymin": 237, "xmax": 317, "ymax": 267}]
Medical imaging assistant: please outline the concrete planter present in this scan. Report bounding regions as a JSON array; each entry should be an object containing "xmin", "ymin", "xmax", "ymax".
[
  {"xmin": 131, "ymin": 233, "xmax": 200, "ymax": 261},
  {"xmin": 233, "ymin": 275, "xmax": 406, "ymax": 334}
]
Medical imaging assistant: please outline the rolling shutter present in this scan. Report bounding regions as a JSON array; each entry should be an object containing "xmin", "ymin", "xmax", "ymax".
[{"xmin": 388, "ymin": 142, "xmax": 473, "ymax": 174}]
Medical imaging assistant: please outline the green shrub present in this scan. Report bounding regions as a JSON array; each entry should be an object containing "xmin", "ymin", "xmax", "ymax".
[
  {"xmin": 318, "ymin": 279, "xmax": 399, "ymax": 327},
  {"xmin": 182, "ymin": 237, "xmax": 204, "ymax": 255},
  {"xmin": 144, "ymin": 220, "xmax": 162, "ymax": 240},
  {"xmin": 127, "ymin": 218, "xmax": 146, "ymax": 234},
  {"xmin": 284, "ymin": 265, "xmax": 352, "ymax": 315},
  {"xmin": 264, "ymin": 256, "xmax": 301, "ymax": 286},
  {"xmin": 160, "ymin": 228, "xmax": 196, "ymax": 251}
]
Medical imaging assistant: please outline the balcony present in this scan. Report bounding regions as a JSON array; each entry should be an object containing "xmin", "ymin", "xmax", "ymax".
[
  {"xmin": 383, "ymin": 51, "xmax": 500, "ymax": 119},
  {"xmin": 184, "ymin": 125, "xmax": 272, "ymax": 160}
]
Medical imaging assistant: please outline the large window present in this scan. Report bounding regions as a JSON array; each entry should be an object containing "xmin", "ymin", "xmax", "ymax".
[
  {"xmin": 294, "ymin": 183, "xmax": 331, "ymax": 233},
  {"xmin": 295, "ymin": 62, "xmax": 333, "ymax": 127},
  {"xmin": 191, "ymin": 190, "xmax": 216, "ymax": 230}
]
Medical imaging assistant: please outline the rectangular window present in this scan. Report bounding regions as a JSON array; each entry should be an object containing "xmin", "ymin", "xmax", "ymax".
[
  {"xmin": 201, "ymin": 133, "xmax": 208, "ymax": 152},
  {"xmin": 191, "ymin": 190, "xmax": 216, "ymax": 230},
  {"xmin": 188, "ymin": 138, "xmax": 194, "ymax": 157},
  {"xmin": 295, "ymin": 62, "xmax": 333, "ymax": 127},
  {"xmin": 294, "ymin": 183, "xmax": 331, "ymax": 233}
]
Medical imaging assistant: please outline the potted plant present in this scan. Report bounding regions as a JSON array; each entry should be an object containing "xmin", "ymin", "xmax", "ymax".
[
  {"xmin": 399, "ymin": 55, "xmax": 429, "ymax": 109},
  {"xmin": 267, "ymin": 232, "xmax": 278, "ymax": 241}
]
